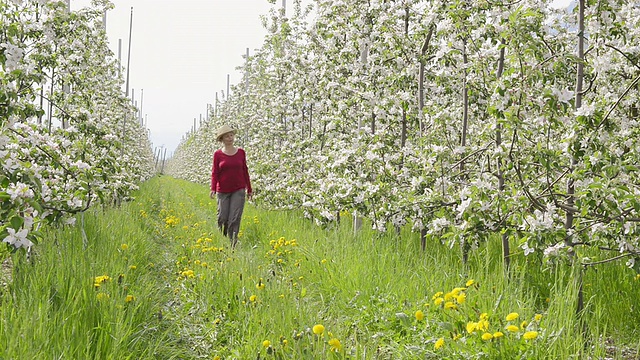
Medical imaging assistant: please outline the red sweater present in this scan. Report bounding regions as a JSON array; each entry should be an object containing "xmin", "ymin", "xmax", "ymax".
[{"xmin": 210, "ymin": 148, "xmax": 252, "ymax": 194}]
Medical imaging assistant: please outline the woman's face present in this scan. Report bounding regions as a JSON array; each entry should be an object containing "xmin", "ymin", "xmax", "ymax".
[{"xmin": 221, "ymin": 132, "xmax": 235, "ymax": 145}]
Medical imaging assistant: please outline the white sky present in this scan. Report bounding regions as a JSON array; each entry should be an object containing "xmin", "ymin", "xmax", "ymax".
[
  {"xmin": 71, "ymin": 0, "xmax": 289, "ymax": 155},
  {"xmin": 70, "ymin": 0, "xmax": 572, "ymax": 155}
]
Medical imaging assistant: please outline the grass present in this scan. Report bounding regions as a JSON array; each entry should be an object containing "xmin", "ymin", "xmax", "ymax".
[{"xmin": 1, "ymin": 175, "xmax": 639, "ymax": 359}]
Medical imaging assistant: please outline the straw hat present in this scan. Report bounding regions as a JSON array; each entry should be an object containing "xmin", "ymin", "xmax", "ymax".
[{"xmin": 216, "ymin": 125, "xmax": 236, "ymax": 141}]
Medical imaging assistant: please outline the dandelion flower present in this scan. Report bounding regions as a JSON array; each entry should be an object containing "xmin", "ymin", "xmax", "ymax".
[
  {"xmin": 481, "ymin": 333, "xmax": 493, "ymax": 341},
  {"xmin": 125, "ymin": 295, "xmax": 135, "ymax": 302},
  {"xmin": 523, "ymin": 331, "xmax": 539, "ymax": 340},
  {"xmin": 466, "ymin": 279, "xmax": 475, "ymax": 287},
  {"xmin": 444, "ymin": 301, "xmax": 457, "ymax": 310},
  {"xmin": 521, "ymin": 320, "xmax": 528, "ymax": 329},
  {"xmin": 96, "ymin": 292, "xmax": 109, "ymax": 301},
  {"xmin": 466, "ymin": 322, "xmax": 477, "ymax": 334},
  {"xmin": 451, "ymin": 287, "xmax": 465, "ymax": 296},
  {"xmin": 249, "ymin": 295, "xmax": 257, "ymax": 302},
  {"xmin": 313, "ymin": 324, "xmax": 325, "ymax": 335},
  {"xmin": 506, "ymin": 325, "xmax": 519, "ymax": 332},
  {"xmin": 262, "ymin": 340, "xmax": 271, "ymax": 348},
  {"xmin": 432, "ymin": 291, "xmax": 444, "ymax": 300},
  {"xmin": 493, "ymin": 331, "xmax": 504, "ymax": 339},
  {"xmin": 121, "ymin": 244, "xmax": 129, "ymax": 250},
  {"xmin": 506, "ymin": 312, "xmax": 519, "ymax": 321},
  {"xmin": 534, "ymin": 314, "xmax": 543, "ymax": 322},
  {"xmin": 434, "ymin": 297, "xmax": 444, "ymax": 306},
  {"xmin": 328, "ymin": 338, "xmax": 342, "ymax": 352},
  {"xmin": 415, "ymin": 310, "xmax": 424, "ymax": 321},
  {"xmin": 434, "ymin": 337, "xmax": 444, "ymax": 350},
  {"xmin": 477, "ymin": 319, "xmax": 490, "ymax": 331},
  {"xmin": 94, "ymin": 275, "xmax": 110, "ymax": 288},
  {"xmin": 456, "ymin": 293, "xmax": 466, "ymax": 304}
]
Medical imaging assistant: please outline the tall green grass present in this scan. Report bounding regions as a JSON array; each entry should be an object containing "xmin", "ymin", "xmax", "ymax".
[{"xmin": 1, "ymin": 176, "xmax": 638, "ymax": 359}]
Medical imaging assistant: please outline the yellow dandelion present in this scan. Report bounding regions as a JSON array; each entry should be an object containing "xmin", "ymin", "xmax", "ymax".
[
  {"xmin": 451, "ymin": 287, "xmax": 466, "ymax": 296},
  {"xmin": 521, "ymin": 320, "xmax": 528, "ymax": 329},
  {"xmin": 415, "ymin": 310, "xmax": 425, "ymax": 321},
  {"xmin": 523, "ymin": 331, "xmax": 539, "ymax": 340},
  {"xmin": 313, "ymin": 324, "xmax": 325, "ymax": 335},
  {"xmin": 444, "ymin": 301, "xmax": 457, "ymax": 310},
  {"xmin": 125, "ymin": 295, "xmax": 135, "ymax": 302},
  {"xmin": 434, "ymin": 337, "xmax": 445, "ymax": 350},
  {"xmin": 481, "ymin": 332, "xmax": 493, "ymax": 341},
  {"xmin": 328, "ymin": 338, "xmax": 342, "ymax": 352},
  {"xmin": 213, "ymin": 356, "xmax": 220, "ymax": 360},
  {"xmin": 452, "ymin": 333, "xmax": 462, "ymax": 341},
  {"xmin": 493, "ymin": 331, "xmax": 504, "ymax": 339},
  {"xmin": 94, "ymin": 275, "xmax": 110, "ymax": 287},
  {"xmin": 321, "ymin": 259, "xmax": 328, "ymax": 264},
  {"xmin": 129, "ymin": 265, "xmax": 137, "ymax": 270},
  {"xmin": 477, "ymin": 319, "xmax": 490, "ymax": 331},
  {"xmin": 96, "ymin": 292, "xmax": 109, "ymax": 301},
  {"xmin": 434, "ymin": 297, "xmax": 444, "ymax": 306},
  {"xmin": 480, "ymin": 312, "xmax": 489, "ymax": 320},
  {"xmin": 120, "ymin": 243, "xmax": 129, "ymax": 250},
  {"xmin": 262, "ymin": 340, "xmax": 271, "ymax": 348},
  {"xmin": 249, "ymin": 295, "xmax": 257, "ymax": 302},
  {"xmin": 506, "ymin": 312, "xmax": 519, "ymax": 321},
  {"xmin": 456, "ymin": 293, "xmax": 466, "ymax": 304},
  {"xmin": 466, "ymin": 279, "xmax": 475, "ymax": 287},
  {"xmin": 506, "ymin": 325, "xmax": 519, "ymax": 332},
  {"xmin": 466, "ymin": 322, "xmax": 477, "ymax": 334},
  {"xmin": 535, "ymin": 314, "xmax": 543, "ymax": 322},
  {"xmin": 432, "ymin": 291, "xmax": 444, "ymax": 300}
]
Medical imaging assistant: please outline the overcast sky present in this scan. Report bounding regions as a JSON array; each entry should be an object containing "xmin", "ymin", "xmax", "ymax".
[{"xmin": 71, "ymin": 0, "xmax": 572, "ymax": 156}]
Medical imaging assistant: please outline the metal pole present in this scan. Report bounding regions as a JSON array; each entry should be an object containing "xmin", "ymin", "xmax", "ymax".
[
  {"xmin": 215, "ymin": 92, "xmax": 219, "ymax": 117},
  {"xmin": 161, "ymin": 148, "xmax": 167, "ymax": 174},
  {"xmin": 139, "ymin": 88, "xmax": 144, "ymax": 124},
  {"xmin": 125, "ymin": 8, "xmax": 133, "ymax": 98},
  {"xmin": 245, "ymin": 47, "xmax": 250, "ymax": 145},
  {"xmin": 122, "ymin": 7, "xmax": 133, "ymax": 155},
  {"xmin": 118, "ymin": 39, "xmax": 122, "ymax": 75},
  {"xmin": 226, "ymin": 74, "xmax": 230, "ymax": 101}
]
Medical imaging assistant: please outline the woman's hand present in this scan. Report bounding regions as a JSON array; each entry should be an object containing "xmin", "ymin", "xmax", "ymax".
[
  {"xmin": 247, "ymin": 192, "xmax": 253, "ymax": 201},
  {"xmin": 210, "ymin": 190, "xmax": 216, "ymax": 199}
]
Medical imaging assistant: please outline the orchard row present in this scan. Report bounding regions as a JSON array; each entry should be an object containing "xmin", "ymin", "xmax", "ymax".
[{"xmin": 1, "ymin": 0, "xmax": 154, "ymax": 249}]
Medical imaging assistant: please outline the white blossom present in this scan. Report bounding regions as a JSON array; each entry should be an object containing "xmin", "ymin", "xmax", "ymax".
[{"xmin": 3, "ymin": 228, "xmax": 33, "ymax": 249}]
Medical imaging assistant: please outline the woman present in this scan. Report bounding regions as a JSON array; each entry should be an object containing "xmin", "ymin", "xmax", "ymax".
[{"xmin": 210, "ymin": 125, "xmax": 252, "ymax": 248}]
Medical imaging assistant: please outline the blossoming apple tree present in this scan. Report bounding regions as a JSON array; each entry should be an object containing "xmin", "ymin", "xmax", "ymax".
[
  {"xmin": 1, "ymin": 0, "xmax": 154, "ymax": 250},
  {"xmin": 169, "ymin": 0, "xmax": 640, "ymax": 276}
]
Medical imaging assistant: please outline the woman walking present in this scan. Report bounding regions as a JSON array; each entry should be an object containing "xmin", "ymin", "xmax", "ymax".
[{"xmin": 210, "ymin": 125, "xmax": 252, "ymax": 248}]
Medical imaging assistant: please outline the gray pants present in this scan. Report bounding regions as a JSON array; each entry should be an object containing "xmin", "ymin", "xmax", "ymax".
[{"xmin": 217, "ymin": 189, "xmax": 246, "ymax": 245}]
